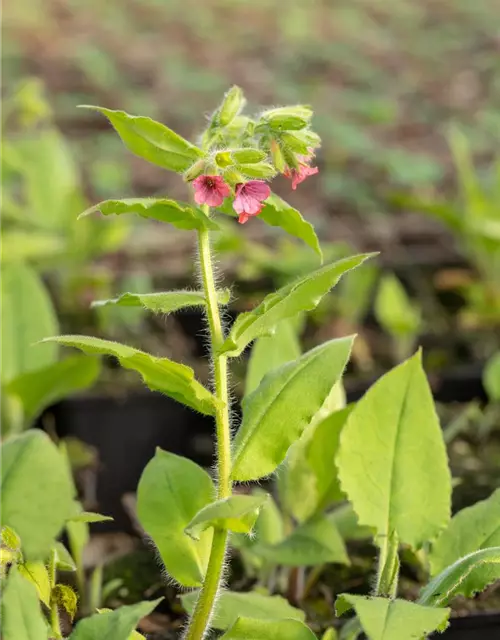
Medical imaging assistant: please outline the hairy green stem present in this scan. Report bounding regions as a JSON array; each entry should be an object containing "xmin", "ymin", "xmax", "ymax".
[
  {"xmin": 185, "ymin": 215, "xmax": 232, "ymax": 639},
  {"xmin": 48, "ymin": 548, "xmax": 63, "ymax": 639}
]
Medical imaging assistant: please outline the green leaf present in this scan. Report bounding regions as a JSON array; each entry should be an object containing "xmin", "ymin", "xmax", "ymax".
[
  {"xmin": 1, "ymin": 430, "xmax": 75, "ymax": 559},
  {"xmin": 1, "ymin": 525, "xmax": 22, "ymax": 551},
  {"xmin": 136, "ymin": 449, "xmax": 214, "ymax": 587},
  {"xmin": 246, "ymin": 318, "xmax": 301, "ymax": 395},
  {"xmin": 221, "ymin": 617, "xmax": 317, "ymax": 639},
  {"xmin": 69, "ymin": 598, "xmax": 162, "ymax": 640},
  {"xmin": 1, "ymin": 230, "xmax": 65, "ymax": 263},
  {"xmin": 260, "ymin": 195, "xmax": 321, "ymax": 258},
  {"xmin": 484, "ymin": 352, "xmax": 500, "ymax": 402},
  {"xmin": 337, "ymin": 352, "xmax": 451, "ymax": 549},
  {"xmin": 18, "ymin": 561, "xmax": 51, "ymax": 607},
  {"xmin": 181, "ymin": 590, "xmax": 305, "ymax": 630},
  {"xmin": 80, "ymin": 198, "xmax": 218, "ymax": 231},
  {"xmin": 2, "ymin": 263, "xmax": 58, "ymax": 383},
  {"xmin": 81, "ymin": 106, "xmax": 202, "ymax": 172},
  {"xmin": 53, "ymin": 583, "xmax": 79, "ymax": 621},
  {"xmin": 328, "ymin": 503, "xmax": 373, "ymax": 541},
  {"xmin": 1, "ymin": 568, "xmax": 49, "ymax": 640},
  {"xmin": 322, "ymin": 628, "xmax": 338, "ymax": 640},
  {"xmin": 54, "ymin": 541, "xmax": 77, "ymax": 571},
  {"xmin": 185, "ymin": 494, "xmax": 268, "ymax": 539},
  {"xmin": 68, "ymin": 511, "xmax": 113, "ymax": 524},
  {"xmin": 232, "ymin": 336, "xmax": 354, "ymax": 481},
  {"xmin": 374, "ymin": 274, "xmax": 421, "ymax": 338},
  {"xmin": 419, "ymin": 547, "xmax": 500, "ymax": 607},
  {"xmin": 428, "ymin": 489, "xmax": 500, "ymax": 599},
  {"xmin": 66, "ymin": 519, "xmax": 89, "ymax": 574},
  {"xmin": 41, "ymin": 336, "xmax": 218, "ymax": 416},
  {"xmin": 92, "ymin": 289, "xmax": 230, "ymax": 314},
  {"xmin": 279, "ymin": 406, "xmax": 351, "ymax": 523},
  {"xmin": 336, "ymin": 594, "xmax": 450, "ymax": 640},
  {"xmin": 253, "ymin": 491, "xmax": 285, "ymax": 546},
  {"xmin": 255, "ymin": 515, "xmax": 348, "ymax": 566},
  {"xmin": 221, "ymin": 254, "xmax": 372, "ymax": 357},
  {"xmin": 6, "ymin": 356, "xmax": 101, "ymax": 421}
]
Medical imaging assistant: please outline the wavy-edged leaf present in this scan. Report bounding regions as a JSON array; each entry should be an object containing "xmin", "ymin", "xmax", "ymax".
[
  {"xmin": 80, "ymin": 198, "xmax": 218, "ymax": 231},
  {"xmin": 246, "ymin": 317, "xmax": 301, "ymax": 395},
  {"xmin": 221, "ymin": 617, "xmax": 316, "ymax": 639},
  {"xmin": 419, "ymin": 547, "xmax": 500, "ymax": 607},
  {"xmin": 137, "ymin": 449, "xmax": 213, "ymax": 587},
  {"xmin": 255, "ymin": 514, "xmax": 348, "ymax": 567},
  {"xmin": 92, "ymin": 289, "xmax": 230, "ymax": 314},
  {"xmin": 1, "ymin": 568, "xmax": 49, "ymax": 640},
  {"xmin": 69, "ymin": 597, "xmax": 162, "ymax": 640},
  {"xmin": 41, "ymin": 336, "xmax": 218, "ymax": 416},
  {"xmin": 2, "ymin": 263, "xmax": 58, "ymax": 383},
  {"xmin": 220, "ymin": 254, "xmax": 373, "ymax": 357},
  {"xmin": 429, "ymin": 489, "xmax": 500, "ymax": 598},
  {"xmin": 336, "ymin": 594, "xmax": 450, "ymax": 640},
  {"xmin": 337, "ymin": 352, "xmax": 451, "ymax": 549},
  {"xmin": 181, "ymin": 590, "xmax": 304, "ymax": 630},
  {"xmin": 6, "ymin": 355, "xmax": 101, "ymax": 421},
  {"xmin": 185, "ymin": 494, "xmax": 268, "ymax": 539},
  {"xmin": 1, "ymin": 431, "xmax": 75, "ymax": 559},
  {"xmin": 81, "ymin": 106, "xmax": 202, "ymax": 172},
  {"xmin": 232, "ymin": 336, "xmax": 354, "ymax": 481}
]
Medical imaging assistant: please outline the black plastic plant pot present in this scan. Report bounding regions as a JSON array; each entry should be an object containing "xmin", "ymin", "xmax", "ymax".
[
  {"xmin": 46, "ymin": 392, "xmax": 215, "ymax": 532},
  {"xmin": 437, "ymin": 612, "xmax": 500, "ymax": 639}
]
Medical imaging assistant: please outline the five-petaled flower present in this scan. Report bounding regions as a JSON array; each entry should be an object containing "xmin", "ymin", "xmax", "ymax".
[
  {"xmin": 284, "ymin": 153, "xmax": 319, "ymax": 190},
  {"xmin": 233, "ymin": 180, "xmax": 271, "ymax": 224},
  {"xmin": 192, "ymin": 175, "xmax": 231, "ymax": 207}
]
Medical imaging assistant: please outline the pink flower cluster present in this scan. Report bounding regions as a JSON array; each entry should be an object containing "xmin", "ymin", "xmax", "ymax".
[{"xmin": 192, "ymin": 153, "xmax": 318, "ymax": 225}]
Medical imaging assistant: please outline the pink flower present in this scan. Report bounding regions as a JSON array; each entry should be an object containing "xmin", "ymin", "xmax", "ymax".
[
  {"xmin": 284, "ymin": 153, "xmax": 319, "ymax": 190},
  {"xmin": 192, "ymin": 175, "xmax": 230, "ymax": 207},
  {"xmin": 233, "ymin": 180, "xmax": 271, "ymax": 224}
]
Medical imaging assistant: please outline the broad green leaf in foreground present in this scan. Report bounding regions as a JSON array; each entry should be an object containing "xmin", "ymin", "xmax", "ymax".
[
  {"xmin": 1, "ymin": 569, "xmax": 49, "ymax": 640},
  {"xmin": 2, "ymin": 263, "xmax": 58, "ymax": 383},
  {"xmin": 429, "ymin": 489, "xmax": 500, "ymax": 598},
  {"xmin": 137, "ymin": 449, "xmax": 214, "ymax": 587},
  {"xmin": 336, "ymin": 594, "xmax": 450, "ymax": 640},
  {"xmin": 80, "ymin": 198, "xmax": 218, "ymax": 231},
  {"xmin": 337, "ymin": 352, "xmax": 451, "ymax": 549},
  {"xmin": 255, "ymin": 515, "xmax": 349, "ymax": 567},
  {"xmin": 92, "ymin": 289, "xmax": 230, "ymax": 314},
  {"xmin": 1, "ymin": 430, "xmax": 74, "ymax": 559},
  {"xmin": 80, "ymin": 106, "xmax": 203, "ymax": 173},
  {"xmin": 185, "ymin": 494, "xmax": 268, "ymax": 539},
  {"xmin": 181, "ymin": 590, "xmax": 304, "ymax": 630},
  {"xmin": 41, "ymin": 336, "xmax": 218, "ymax": 416},
  {"xmin": 232, "ymin": 336, "xmax": 354, "ymax": 481},
  {"xmin": 69, "ymin": 598, "xmax": 162, "ymax": 640},
  {"xmin": 420, "ymin": 547, "xmax": 500, "ymax": 606},
  {"xmin": 220, "ymin": 254, "xmax": 373, "ymax": 357},
  {"xmin": 221, "ymin": 617, "xmax": 317, "ymax": 639},
  {"xmin": 6, "ymin": 355, "xmax": 101, "ymax": 421},
  {"xmin": 245, "ymin": 317, "xmax": 301, "ymax": 395}
]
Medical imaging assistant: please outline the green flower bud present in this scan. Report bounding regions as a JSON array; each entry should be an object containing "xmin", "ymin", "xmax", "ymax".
[
  {"xmin": 266, "ymin": 114, "xmax": 308, "ymax": 132},
  {"xmin": 230, "ymin": 148, "xmax": 267, "ymax": 164},
  {"xmin": 223, "ymin": 167, "xmax": 246, "ymax": 187},
  {"xmin": 218, "ymin": 86, "xmax": 246, "ymax": 127},
  {"xmin": 183, "ymin": 158, "xmax": 207, "ymax": 182},
  {"xmin": 261, "ymin": 105, "xmax": 313, "ymax": 123},
  {"xmin": 238, "ymin": 162, "xmax": 277, "ymax": 179},
  {"xmin": 280, "ymin": 132, "xmax": 310, "ymax": 155},
  {"xmin": 270, "ymin": 139, "xmax": 286, "ymax": 173}
]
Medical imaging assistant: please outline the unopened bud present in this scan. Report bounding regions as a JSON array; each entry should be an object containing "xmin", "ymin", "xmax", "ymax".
[
  {"xmin": 183, "ymin": 158, "xmax": 207, "ymax": 182},
  {"xmin": 218, "ymin": 86, "xmax": 246, "ymax": 127}
]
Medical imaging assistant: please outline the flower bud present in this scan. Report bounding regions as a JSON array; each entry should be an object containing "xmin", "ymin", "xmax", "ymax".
[
  {"xmin": 237, "ymin": 162, "xmax": 276, "ymax": 179},
  {"xmin": 218, "ymin": 86, "xmax": 246, "ymax": 127},
  {"xmin": 280, "ymin": 132, "xmax": 310, "ymax": 155},
  {"xmin": 183, "ymin": 158, "xmax": 207, "ymax": 182},
  {"xmin": 231, "ymin": 148, "xmax": 267, "ymax": 164}
]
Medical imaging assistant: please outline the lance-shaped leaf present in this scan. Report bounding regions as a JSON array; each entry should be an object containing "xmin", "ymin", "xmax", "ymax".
[
  {"xmin": 1, "ymin": 569, "xmax": 49, "ymax": 640},
  {"xmin": 41, "ymin": 336, "xmax": 218, "ymax": 416},
  {"xmin": 221, "ymin": 254, "xmax": 372, "ymax": 358},
  {"xmin": 67, "ymin": 511, "xmax": 113, "ymax": 524},
  {"xmin": 181, "ymin": 590, "xmax": 304, "ymax": 630},
  {"xmin": 231, "ymin": 336, "xmax": 354, "ymax": 481},
  {"xmin": 221, "ymin": 618, "xmax": 317, "ymax": 640},
  {"xmin": 92, "ymin": 289, "xmax": 230, "ymax": 314},
  {"xmin": 1, "ymin": 431, "xmax": 75, "ymax": 559},
  {"xmin": 255, "ymin": 514, "xmax": 348, "ymax": 567},
  {"xmin": 18, "ymin": 562, "xmax": 51, "ymax": 607},
  {"xmin": 80, "ymin": 198, "xmax": 218, "ymax": 231},
  {"xmin": 420, "ymin": 547, "xmax": 500, "ymax": 607},
  {"xmin": 81, "ymin": 106, "xmax": 203, "ymax": 172},
  {"xmin": 185, "ymin": 494, "xmax": 268, "ymax": 539},
  {"xmin": 429, "ymin": 489, "xmax": 500, "ymax": 599},
  {"xmin": 336, "ymin": 594, "xmax": 450, "ymax": 640},
  {"xmin": 137, "ymin": 449, "xmax": 214, "ymax": 587},
  {"xmin": 69, "ymin": 597, "xmax": 162, "ymax": 640},
  {"xmin": 53, "ymin": 542, "xmax": 77, "ymax": 571},
  {"xmin": 6, "ymin": 355, "xmax": 101, "ymax": 421},
  {"xmin": 337, "ymin": 352, "xmax": 451, "ymax": 549}
]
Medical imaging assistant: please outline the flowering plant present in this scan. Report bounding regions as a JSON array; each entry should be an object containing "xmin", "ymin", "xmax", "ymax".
[{"xmin": 2, "ymin": 87, "xmax": 500, "ymax": 640}]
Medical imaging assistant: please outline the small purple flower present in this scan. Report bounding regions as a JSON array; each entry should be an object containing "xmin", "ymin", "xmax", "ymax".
[
  {"xmin": 192, "ymin": 175, "xmax": 231, "ymax": 207},
  {"xmin": 233, "ymin": 180, "xmax": 271, "ymax": 224}
]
